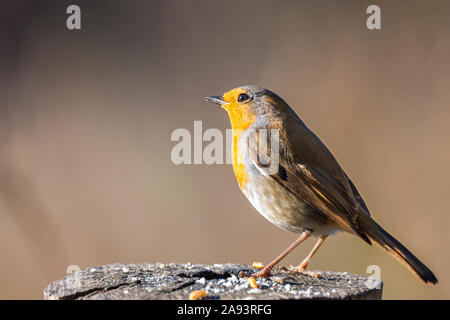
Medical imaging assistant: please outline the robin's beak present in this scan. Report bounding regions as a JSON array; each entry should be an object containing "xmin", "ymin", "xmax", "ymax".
[{"xmin": 204, "ymin": 96, "xmax": 228, "ymax": 106}]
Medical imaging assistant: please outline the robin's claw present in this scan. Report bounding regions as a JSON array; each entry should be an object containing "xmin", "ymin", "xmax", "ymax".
[
  {"xmin": 291, "ymin": 266, "xmax": 306, "ymax": 275},
  {"xmin": 291, "ymin": 267, "xmax": 320, "ymax": 279},
  {"xmin": 252, "ymin": 268, "xmax": 272, "ymax": 278}
]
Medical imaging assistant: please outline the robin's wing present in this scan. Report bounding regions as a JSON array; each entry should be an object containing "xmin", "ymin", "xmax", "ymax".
[
  {"xmin": 344, "ymin": 173, "xmax": 371, "ymax": 217},
  {"xmin": 247, "ymin": 130, "xmax": 371, "ymax": 244}
]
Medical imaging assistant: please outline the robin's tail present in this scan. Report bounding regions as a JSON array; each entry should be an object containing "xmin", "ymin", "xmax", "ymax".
[{"xmin": 358, "ymin": 213, "xmax": 438, "ymax": 284}]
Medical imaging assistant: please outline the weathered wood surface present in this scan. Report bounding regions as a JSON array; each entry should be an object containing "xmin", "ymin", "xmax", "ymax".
[{"xmin": 44, "ymin": 263, "xmax": 382, "ymax": 300}]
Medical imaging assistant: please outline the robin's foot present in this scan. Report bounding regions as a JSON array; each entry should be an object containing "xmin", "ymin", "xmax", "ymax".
[
  {"xmin": 291, "ymin": 267, "xmax": 320, "ymax": 279},
  {"xmin": 299, "ymin": 261, "xmax": 308, "ymax": 270},
  {"xmin": 252, "ymin": 267, "xmax": 272, "ymax": 278},
  {"xmin": 291, "ymin": 266, "xmax": 306, "ymax": 274}
]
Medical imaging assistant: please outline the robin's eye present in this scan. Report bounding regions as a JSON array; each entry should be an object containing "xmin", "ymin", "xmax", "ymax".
[{"xmin": 237, "ymin": 93, "xmax": 250, "ymax": 103}]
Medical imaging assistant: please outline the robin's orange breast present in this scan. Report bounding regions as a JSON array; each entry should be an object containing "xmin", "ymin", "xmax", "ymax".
[
  {"xmin": 231, "ymin": 130, "xmax": 249, "ymax": 190},
  {"xmin": 226, "ymin": 103, "xmax": 257, "ymax": 189}
]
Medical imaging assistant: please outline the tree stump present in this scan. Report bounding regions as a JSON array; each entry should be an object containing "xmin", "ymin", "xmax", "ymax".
[{"xmin": 44, "ymin": 263, "xmax": 382, "ymax": 300}]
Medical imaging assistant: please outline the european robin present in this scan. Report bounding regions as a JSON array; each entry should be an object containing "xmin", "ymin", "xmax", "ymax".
[{"xmin": 205, "ymin": 85, "xmax": 437, "ymax": 284}]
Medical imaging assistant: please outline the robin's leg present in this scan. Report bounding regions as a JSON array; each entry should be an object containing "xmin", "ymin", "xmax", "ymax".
[
  {"xmin": 252, "ymin": 231, "xmax": 311, "ymax": 278},
  {"xmin": 294, "ymin": 235, "xmax": 327, "ymax": 272}
]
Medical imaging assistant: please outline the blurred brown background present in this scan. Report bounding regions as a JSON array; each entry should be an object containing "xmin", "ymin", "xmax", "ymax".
[{"xmin": 1, "ymin": 0, "xmax": 449, "ymax": 299}]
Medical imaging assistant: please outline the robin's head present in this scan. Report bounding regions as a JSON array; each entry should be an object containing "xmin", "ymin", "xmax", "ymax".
[{"xmin": 204, "ymin": 85, "xmax": 288, "ymax": 131}]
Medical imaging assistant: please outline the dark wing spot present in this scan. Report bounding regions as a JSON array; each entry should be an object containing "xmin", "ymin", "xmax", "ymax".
[{"xmin": 278, "ymin": 165, "xmax": 288, "ymax": 181}]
